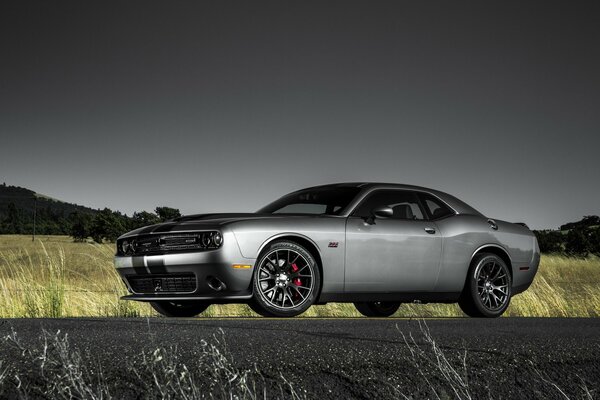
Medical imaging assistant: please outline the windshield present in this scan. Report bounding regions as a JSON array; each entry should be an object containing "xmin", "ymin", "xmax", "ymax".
[{"xmin": 257, "ymin": 187, "xmax": 362, "ymax": 215}]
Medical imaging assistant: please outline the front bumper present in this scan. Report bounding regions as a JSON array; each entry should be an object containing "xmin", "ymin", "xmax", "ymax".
[{"xmin": 114, "ymin": 237, "xmax": 255, "ymax": 302}]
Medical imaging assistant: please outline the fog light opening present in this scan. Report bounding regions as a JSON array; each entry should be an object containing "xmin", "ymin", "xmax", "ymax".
[{"xmin": 207, "ymin": 276, "xmax": 226, "ymax": 292}]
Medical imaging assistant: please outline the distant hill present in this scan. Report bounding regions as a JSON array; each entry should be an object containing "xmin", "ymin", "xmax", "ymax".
[
  {"xmin": 559, "ymin": 215, "xmax": 600, "ymax": 231},
  {"xmin": 0, "ymin": 183, "xmax": 181, "ymax": 242},
  {"xmin": 0, "ymin": 183, "xmax": 98, "ymax": 235}
]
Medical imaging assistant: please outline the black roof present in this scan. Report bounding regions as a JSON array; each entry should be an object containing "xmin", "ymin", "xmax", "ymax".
[{"xmin": 293, "ymin": 182, "xmax": 484, "ymax": 216}]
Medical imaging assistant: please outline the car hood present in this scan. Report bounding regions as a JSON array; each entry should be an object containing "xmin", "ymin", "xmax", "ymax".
[{"xmin": 119, "ymin": 213, "xmax": 323, "ymax": 238}]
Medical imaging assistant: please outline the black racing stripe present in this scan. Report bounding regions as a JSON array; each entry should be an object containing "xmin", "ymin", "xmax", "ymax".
[
  {"xmin": 132, "ymin": 266, "xmax": 147, "ymax": 275},
  {"xmin": 147, "ymin": 257, "xmax": 167, "ymax": 273},
  {"xmin": 147, "ymin": 258, "xmax": 164, "ymax": 267},
  {"xmin": 138, "ymin": 225, "xmax": 157, "ymax": 234},
  {"xmin": 132, "ymin": 256, "xmax": 145, "ymax": 267},
  {"xmin": 135, "ymin": 222, "xmax": 178, "ymax": 235},
  {"xmin": 132, "ymin": 256, "xmax": 146, "ymax": 274},
  {"xmin": 152, "ymin": 223, "xmax": 179, "ymax": 233}
]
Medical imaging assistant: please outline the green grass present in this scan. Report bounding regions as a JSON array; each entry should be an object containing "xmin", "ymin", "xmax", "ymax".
[{"xmin": 0, "ymin": 235, "xmax": 599, "ymax": 318}]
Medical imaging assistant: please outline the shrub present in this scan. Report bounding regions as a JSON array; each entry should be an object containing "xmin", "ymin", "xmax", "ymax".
[
  {"xmin": 565, "ymin": 228, "xmax": 591, "ymax": 257},
  {"xmin": 534, "ymin": 230, "xmax": 564, "ymax": 253}
]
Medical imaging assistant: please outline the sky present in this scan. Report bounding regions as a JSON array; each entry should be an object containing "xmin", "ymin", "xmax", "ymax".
[{"xmin": 1, "ymin": 1, "xmax": 599, "ymax": 229}]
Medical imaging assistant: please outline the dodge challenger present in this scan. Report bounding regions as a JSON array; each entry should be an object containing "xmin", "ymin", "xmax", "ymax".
[{"xmin": 114, "ymin": 183, "xmax": 540, "ymax": 318}]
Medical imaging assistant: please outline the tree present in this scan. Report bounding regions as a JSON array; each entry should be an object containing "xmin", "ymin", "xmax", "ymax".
[
  {"xmin": 565, "ymin": 227, "xmax": 590, "ymax": 257},
  {"xmin": 589, "ymin": 228, "xmax": 600, "ymax": 256},
  {"xmin": 69, "ymin": 212, "xmax": 92, "ymax": 242},
  {"xmin": 534, "ymin": 230, "xmax": 564, "ymax": 253},
  {"xmin": 155, "ymin": 206, "xmax": 181, "ymax": 222},
  {"xmin": 131, "ymin": 211, "xmax": 160, "ymax": 229},
  {"xmin": 560, "ymin": 215, "xmax": 600, "ymax": 231},
  {"xmin": 90, "ymin": 208, "xmax": 126, "ymax": 243},
  {"xmin": 3, "ymin": 202, "xmax": 24, "ymax": 234}
]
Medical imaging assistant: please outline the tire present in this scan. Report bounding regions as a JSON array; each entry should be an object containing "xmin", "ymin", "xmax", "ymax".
[
  {"xmin": 150, "ymin": 301, "xmax": 210, "ymax": 317},
  {"xmin": 252, "ymin": 240, "xmax": 321, "ymax": 317},
  {"xmin": 354, "ymin": 301, "xmax": 400, "ymax": 317},
  {"xmin": 247, "ymin": 300, "xmax": 272, "ymax": 317},
  {"xmin": 459, "ymin": 253, "xmax": 512, "ymax": 318}
]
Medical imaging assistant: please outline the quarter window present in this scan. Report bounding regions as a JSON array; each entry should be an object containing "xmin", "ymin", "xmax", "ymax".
[
  {"xmin": 420, "ymin": 193, "xmax": 454, "ymax": 220},
  {"xmin": 352, "ymin": 190, "xmax": 425, "ymax": 220}
]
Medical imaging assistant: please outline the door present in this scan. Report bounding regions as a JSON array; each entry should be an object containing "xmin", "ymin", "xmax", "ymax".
[{"xmin": 344, "ymin": 189, "xmax": 442, "ymax": 292}]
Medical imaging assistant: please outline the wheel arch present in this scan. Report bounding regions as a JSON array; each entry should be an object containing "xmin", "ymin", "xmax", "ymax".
[
  {"xmin": 254, "ymin": 233, "xmax": 324, "ymax": 299},
  {"xmin": 458, "ymin": 244, "xmax": 514, "ymax": 317},
  {"xmin": 470, "ymin": 244, "xmax": 513, "ymax": 281}
]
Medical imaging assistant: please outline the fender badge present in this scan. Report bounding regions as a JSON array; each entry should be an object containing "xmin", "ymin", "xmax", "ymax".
[{"xmin": 328, "ymin": 242, "xmax": 339, "ymax": 248}]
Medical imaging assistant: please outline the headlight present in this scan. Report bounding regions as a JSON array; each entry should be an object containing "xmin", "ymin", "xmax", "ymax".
[
  {"xmin": 121, "ymin": 240, "xmax": 130, "ymax": 255},
  {"xmin": 118, "ymin": 239, "xmax": 136, "ymax": 255},
  {"xmin": 212, "ymin": 232, "xmax": 223, "ymax": 247},
  {"xmin": 201, "ymin": 233, "xmax": 212, "ymax": 247}
]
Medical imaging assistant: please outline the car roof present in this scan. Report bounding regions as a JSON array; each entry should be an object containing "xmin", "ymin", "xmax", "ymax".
[{"xmin": 296, "ymin": 182, "xmax": 484, "ymax": 217}]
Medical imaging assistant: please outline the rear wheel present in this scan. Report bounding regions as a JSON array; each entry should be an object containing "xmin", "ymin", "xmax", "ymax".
[
  {"xmin": 252, "ymin": 241, "xmax": 320, "ymax": 317},
  {"xmin": 459, "ymin": 253, "xmax": 512, "ymax": 318},
  {"xmin": 150, "ymin": 301, "xmax": 210, "ymax": 317},
  {"xmin": 354, "ymin": 301, "xmax": 400, "ymax": 317}
]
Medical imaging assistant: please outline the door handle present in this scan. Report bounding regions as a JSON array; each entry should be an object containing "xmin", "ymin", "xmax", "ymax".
[{"xmin": 424, "ymin": 227, "xmax": 436, "ymax": 234}]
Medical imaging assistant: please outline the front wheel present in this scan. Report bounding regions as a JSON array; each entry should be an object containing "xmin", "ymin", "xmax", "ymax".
[
  {"xmin": 252, "ymin": 241, "xmax": 320, "ymax": 317},
  {"xmin": 150, "ymin": 301, "xmax": 210, "ymax": 317},
  {"xmin": 354, "ymin": 301, "xmax": 401, "ymax": 317},
  {"xmin": 459, "ymin": 253, "xmax": 512, "ymax": 318}
]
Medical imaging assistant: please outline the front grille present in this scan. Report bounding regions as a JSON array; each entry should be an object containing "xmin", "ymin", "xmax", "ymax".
[
  {"xmin": 126, "ymin": 274, "xmax": 197, "ymax": 294},
  {"xmin": 117, "ymin": 232, "xmax": 221, "ymax": 256}
]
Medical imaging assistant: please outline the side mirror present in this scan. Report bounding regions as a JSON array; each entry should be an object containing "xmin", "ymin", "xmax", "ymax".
[
  {"xmin": 373, "ymin": 206, "xmax": 393, "ymax": 218},
  {"xmin": 366, "ymin": 206, "xmax": 393, "ymax": 224}
]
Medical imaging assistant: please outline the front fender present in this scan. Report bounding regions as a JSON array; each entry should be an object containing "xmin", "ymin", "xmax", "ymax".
[{"xmin": 229, "ymin": 218, "xmax": 346, "ymax": 294}]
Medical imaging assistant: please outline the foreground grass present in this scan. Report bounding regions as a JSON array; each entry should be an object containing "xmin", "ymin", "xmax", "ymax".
[
  {"xmin": 1, "ymin": 328, "xmax": 305, "ymax": 399},
  {"xmin": 0, "ymin": 235, "xmax": 599, "ymax": 318}
]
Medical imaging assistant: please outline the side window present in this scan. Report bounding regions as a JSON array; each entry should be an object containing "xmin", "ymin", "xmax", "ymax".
[
  {"xmin": 352, "ymin": 190, "xmax": 425, "ymax": 220},
  {"xmin": 419, "ymin": 193, "xmax": 454, "ymax": 220}
]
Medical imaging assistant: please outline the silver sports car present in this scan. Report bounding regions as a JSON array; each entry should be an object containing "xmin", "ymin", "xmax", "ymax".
[{"xmin": 114, "ymin": 183, "xmax": 540, "ymax": 318}]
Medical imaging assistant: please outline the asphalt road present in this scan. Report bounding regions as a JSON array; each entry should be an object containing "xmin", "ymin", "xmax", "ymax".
[{"xmin": 1, "ymin": 318, "xmax": 599, "ymax": 399}]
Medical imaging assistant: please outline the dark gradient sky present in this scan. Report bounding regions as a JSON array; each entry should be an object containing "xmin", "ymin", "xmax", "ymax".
[{"xmin": 1, "ymin": 1, "xmax": 599, "ymax": 229}]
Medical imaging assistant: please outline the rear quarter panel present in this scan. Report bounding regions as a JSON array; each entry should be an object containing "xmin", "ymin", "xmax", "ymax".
[{"xmin": 434, "ymin": 215, "xmax": 537, "ymax": 292}]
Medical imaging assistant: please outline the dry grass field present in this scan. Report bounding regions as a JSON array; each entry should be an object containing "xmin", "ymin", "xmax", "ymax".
[{"xmin": 0, "ymin": 235, "xmax": 599, "ymax": 318}]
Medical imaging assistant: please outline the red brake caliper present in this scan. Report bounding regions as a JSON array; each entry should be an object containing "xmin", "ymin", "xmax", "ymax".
[{"xmin": 291, "ymin": 263, "xmax": 302, "ymax": 298}]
